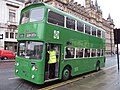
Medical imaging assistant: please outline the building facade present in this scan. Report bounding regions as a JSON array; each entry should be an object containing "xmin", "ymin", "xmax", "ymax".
[{"xmin": 0, "ymin": 0, "xmax": 24, "ymax": 52}]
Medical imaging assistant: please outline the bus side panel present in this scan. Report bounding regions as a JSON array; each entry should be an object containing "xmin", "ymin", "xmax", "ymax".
[{"xmin": 59, "ymin": 57, "xmax": 105, "ymax": 77}]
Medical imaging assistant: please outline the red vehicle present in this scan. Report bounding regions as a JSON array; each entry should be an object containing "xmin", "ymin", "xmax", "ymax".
[{"xmin": 0, "ymin": 50, "xmax": 16, "ymax": 60}]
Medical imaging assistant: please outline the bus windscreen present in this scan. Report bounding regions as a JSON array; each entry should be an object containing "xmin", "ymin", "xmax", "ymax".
[{"xmin": 20, "ymin": 8, "xmax": 44, "ymax": 24}]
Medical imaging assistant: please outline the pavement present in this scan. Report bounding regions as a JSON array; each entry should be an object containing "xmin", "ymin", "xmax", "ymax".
[{"xmin": 51, "ymin": 55, "xmax": 120, "ymax": 90}]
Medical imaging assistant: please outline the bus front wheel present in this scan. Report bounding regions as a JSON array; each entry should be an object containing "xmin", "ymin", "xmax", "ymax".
[{"xmin": 62, "ymin": 67, "xmax": 71, "ymax": 81}]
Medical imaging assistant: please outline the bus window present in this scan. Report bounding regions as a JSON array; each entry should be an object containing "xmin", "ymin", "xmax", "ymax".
[
  {"xmin": 30, "ymin": 8, "xmax": 44, "ymax": 22},
  {"xmin": 84, "ymin": 49, "xmax": 90, "ymax": 57},
  {"xmin": 97, "ymin": 49, "xmax": 101, "ymax": 56},
  {"xmin": 48, "ymin": 11, "xmax": 64, "ymax": 26},
  {"xmin": 77, "ymin": 21, "xmax": 84, "ymax": 32},
  {"xmin": 92, "ymin": 27, "xmax": 96, "ymax": 36},
  {"xmin": 76, "ymin": 48, "xmax": 83, "ymax": 58},
  {"xmin": 97, "ymin": 29, "xmax": 101, "ymax": 37},
  {"xmin": 66, "ymin": 17, "xmax": 75, "ymax": 30},
  {"xmin": 91, "ymin": 49, "xmax": 96, "ymax": 57},
  {"xmin": 65, "ymin": 47, "xmax": 75, "ymax": 59},
  {"xmin": 20, "ymin": 11, "xmax": 29, "ymax": 24},
  {"xmin": 101, "ymin": 49, "xmax": 104, "ymax": 56},
  {"xmin": 85, "ymin": 25, "xmax": 90, "ymax": 35}
]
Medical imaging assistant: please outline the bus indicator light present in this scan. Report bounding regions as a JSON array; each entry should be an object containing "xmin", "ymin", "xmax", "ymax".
[
  {"xmin": 16, "ymin": 70, "xmax": 18, "ymax": 73},
  {"xmin": 32, "ymin": 75, "xmax": 35, "ymax": 79}
]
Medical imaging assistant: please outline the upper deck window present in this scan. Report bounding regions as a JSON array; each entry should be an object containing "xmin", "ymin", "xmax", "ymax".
[
  {"xmin": 92, "ymin": 27, "xmax": 96, "ymax": 36},
  {"xmin": 97, "ymin": 29, "xmax": 101, "ymax": 37},
  {"xmin": 20, "ymin": 8, "xmax": 44, "ymax": 24},
  {"xmin": 20, "ymin": 11, "xmax": 29, "ymax": 24},
  {"xmin": 66, "ymin": 17, "xmax": 75, "ymax": 30},
  {"xmin": 77, "ymin": 21, "xmax": 84, "ymax": 32},
  {"xmin": 48, "ymin": 11, "xmax": 64, "ymax": 26},
  {"xmin": 85, "ymin": 24, "xmax": 91, "ymax": 34},
  {"xmin": 30, "ymin": 8, "xmax": 44, "ymax": 22}
]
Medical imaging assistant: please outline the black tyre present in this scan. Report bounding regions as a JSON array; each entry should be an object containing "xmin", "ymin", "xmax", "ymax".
[
  {"xmin": 4, "ymin": 56, "xmax": 8, "ymax": 60},
  {"xmin": 62, "ymin": 67, "xmax": 71, "ymax": 81},
  {"xmin": 96, "ymin": 61, "xmax": 100, "ymax": 71},
  {"xmin": 1, "ymin": 57, "xmax": 4, "ymax": 60}
]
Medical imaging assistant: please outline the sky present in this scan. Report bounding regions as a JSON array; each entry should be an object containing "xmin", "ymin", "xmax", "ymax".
[{"xmin": 74, "ymin": 0, "xmax": 120, "ymax": 28}]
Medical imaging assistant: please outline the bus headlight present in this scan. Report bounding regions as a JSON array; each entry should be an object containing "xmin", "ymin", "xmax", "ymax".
[
  {"xmin": 16, "ymin": 69, "xmax": 18, "ymax": 73},
  {"xmin": 16, "ymin": 63, "xmax": 19, "ymax": 66},
  {"xmin": 32, "ymin": 66, "xmax": 36, "ymax": 71},
  {"xmin": 32, "ymin": 65, "xmax": 38, "ymax": 71},
  {"xmin": 32, "ymin": 75, "xmax": 35, "ymax": 79}
]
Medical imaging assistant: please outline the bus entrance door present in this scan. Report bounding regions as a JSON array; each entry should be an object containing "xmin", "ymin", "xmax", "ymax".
[{"xmin": 45, "ymin": 43, "xmax": 60, "ymax": 81}]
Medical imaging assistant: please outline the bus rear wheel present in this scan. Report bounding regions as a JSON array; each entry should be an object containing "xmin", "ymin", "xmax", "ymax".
[
  {"xmin": 62, "ymin": 67, "xmax": 71, "ymax": 81},
  {"xmin": 96, "ymin": 61, "xmax": 100, "ymax": 71}
]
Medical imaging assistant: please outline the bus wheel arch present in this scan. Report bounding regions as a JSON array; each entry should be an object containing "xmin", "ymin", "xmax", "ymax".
[
  {"xmin": 96, "ymin": 60, "xmax": 100, "ymax": 71},
  {"xmin": 62, "ymin": 65, "xmax": 72, "ymax": 81}
]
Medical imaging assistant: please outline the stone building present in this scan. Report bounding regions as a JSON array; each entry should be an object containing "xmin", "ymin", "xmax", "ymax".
[{"xmin": 0, "ymin": 0, "xmax": 24, "ymax": 52}]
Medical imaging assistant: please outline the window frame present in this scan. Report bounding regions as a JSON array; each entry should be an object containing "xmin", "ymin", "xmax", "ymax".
[{"xmin": 48, "ymin": 10, "xmax": 65, "ymax": 27}]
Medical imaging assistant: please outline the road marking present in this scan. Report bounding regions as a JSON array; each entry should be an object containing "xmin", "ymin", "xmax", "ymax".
[
  {"xmin": 8, "ymin": 77, "xmax": 20, "ymax": 80},
  {"xmin": 104, "ymin": 65, "xmax": 117, "ymax": 71},
  {"xmin": 39, "ymin": 65, "xmax": 117, "ymax": 90}
]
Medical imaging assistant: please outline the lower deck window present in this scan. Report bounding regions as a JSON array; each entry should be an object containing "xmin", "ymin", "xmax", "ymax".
[
  {"xmin": 65, "ymin": 47, "xmax": 75, "ymax": 58},
  {"xmin": 76, "ymin": 48, "xmax": 83, "ymax": 58},
  {"xmin": 84, "ymin": 49, "xmax": 90, "ymax": 57}
]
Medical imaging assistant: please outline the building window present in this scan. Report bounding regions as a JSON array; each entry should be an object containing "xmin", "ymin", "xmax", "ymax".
[
  {"xmin": 10, "ymin": 32, "xmax": 14, "ymax": 38},
  {"xmin": 102, "ymin": 31, "xmax": 105, "ymax": 38},
  {"xmin": 5, "ymin": 32, "xmax": 9, "ymax": 38},
  {"xmin": 9, "ymin": 10, "xmax": 16, "ymax": 22},
  {"xmin": 15, "ymin": 33, "xmax": 17, "ymax": 39}
]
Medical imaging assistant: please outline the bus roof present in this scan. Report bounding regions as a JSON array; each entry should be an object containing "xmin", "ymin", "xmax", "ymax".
[{"xmin": 21, "ymin": 3, "xmax": 105, "ymax": 32}]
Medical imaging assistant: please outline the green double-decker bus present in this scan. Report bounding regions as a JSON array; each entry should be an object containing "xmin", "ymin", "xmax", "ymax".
[{"xmin": 15, "ymin": 3, "xmax": 106, "ymax": 84}]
